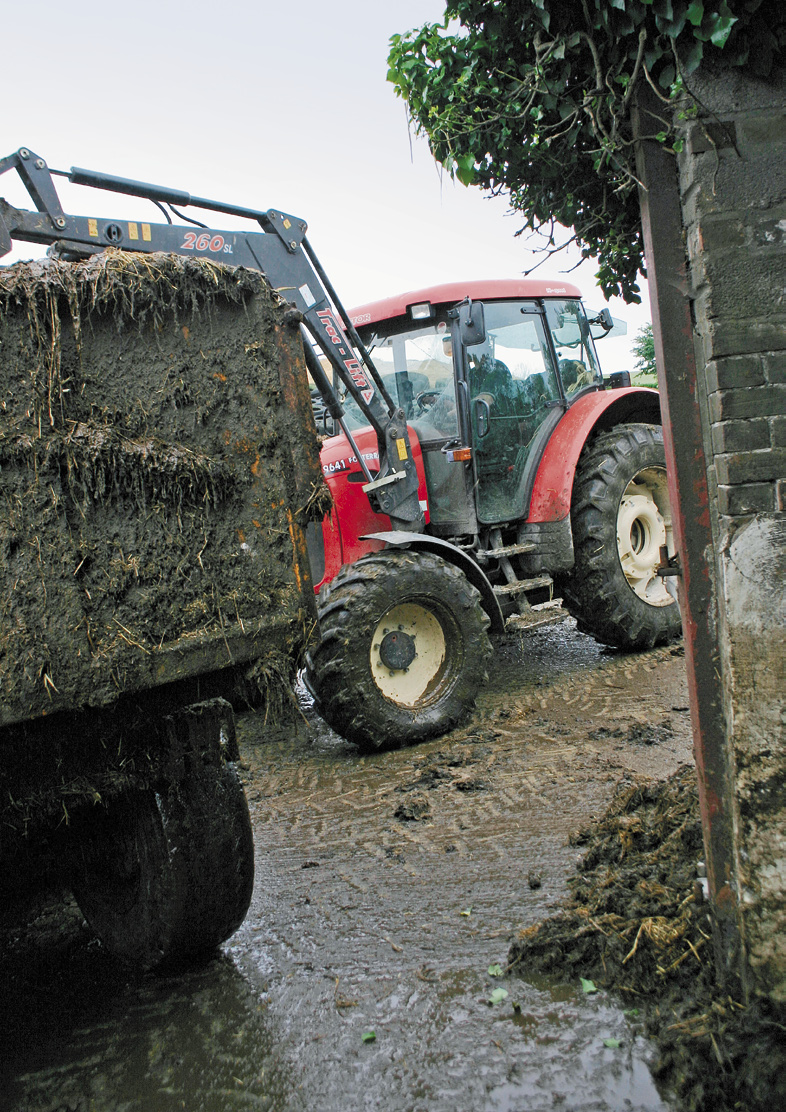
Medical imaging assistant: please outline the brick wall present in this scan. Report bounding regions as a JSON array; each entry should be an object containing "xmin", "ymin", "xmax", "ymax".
[{"xmin": 675, "ymin": 63, "xmax": 786, "ymax": 1000}]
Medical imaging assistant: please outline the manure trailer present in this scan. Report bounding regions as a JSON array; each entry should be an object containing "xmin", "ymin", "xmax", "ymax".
[{"xmin": 0, "ymin": 247, "xmax": 325, "ymax": 970}]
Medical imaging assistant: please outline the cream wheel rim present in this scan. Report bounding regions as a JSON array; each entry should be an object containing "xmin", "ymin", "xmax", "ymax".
[
  {"xmin": 370, "ymin": 602, "xmax": 447, "ymax": 706},
  {"xmin": 616, "ymin": 467, "xmax": 674, "ymax": 607}
]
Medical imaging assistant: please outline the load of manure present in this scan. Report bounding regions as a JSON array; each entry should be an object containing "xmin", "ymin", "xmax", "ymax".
[{"xmin": 0, "ymin": 250, "xmax": 330, "ymax": 730}]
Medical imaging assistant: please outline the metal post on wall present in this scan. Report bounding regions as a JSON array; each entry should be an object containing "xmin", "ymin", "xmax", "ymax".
[{"xmin": 631, "ymin": 84, "xmax": 743, "ymax": 990}]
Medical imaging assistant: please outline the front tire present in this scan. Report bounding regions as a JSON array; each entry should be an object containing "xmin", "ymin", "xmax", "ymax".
[
  {"xmin": 561, "ymin": 423, "xmax": 681, "ymax": 650},
  {"xmin": 305, "ymin": 549, "xmax": 492, "ymax": 752}
]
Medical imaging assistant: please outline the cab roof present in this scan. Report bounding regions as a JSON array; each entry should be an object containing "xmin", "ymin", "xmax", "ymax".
[{"xmin": 349, "ymin": 278, "xmax": 584, "ymax": 329}]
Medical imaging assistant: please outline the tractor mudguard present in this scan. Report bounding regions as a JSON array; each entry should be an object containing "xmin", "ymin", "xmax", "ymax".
[
  {"xmin": 361, "ymin": 530, "xmax": 506, "ymax": 634},
  {"xmin": 527, "ymin": 387, "xmax": 661, "ymax": 524}
]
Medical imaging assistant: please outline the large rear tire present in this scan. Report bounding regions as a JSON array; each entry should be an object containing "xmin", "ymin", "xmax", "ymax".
[
  {"xmin": 305, "ymin": 549, "xmax": 492, "ymax": 752},
  {"xmin": 561, "ymin": 423, "xmax": 681, "ymax": 650},
  {"xmin": 70, "ymin": 701, "xmax": 254, "ymax": 972}
]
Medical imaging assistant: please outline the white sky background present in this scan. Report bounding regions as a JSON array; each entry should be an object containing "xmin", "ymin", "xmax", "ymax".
[{"xmin": 2, "ymin": 0, "xmax": 651, "ymax": 374}]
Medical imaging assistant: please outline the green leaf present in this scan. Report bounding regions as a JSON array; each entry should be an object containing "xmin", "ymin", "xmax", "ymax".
[
  {"xmin": 681, "ymin": 37, "xmax": 704, "ymax": 73},
  {"xmin": 580, "ymin": 978, "xmax": 598, "ymax": 994},
  {"xmin": 685, "ymin": 0, "xmax": 704, "ymax": 26},
  {"xmin": 361, "ymin": 1031, "xmax": 376, "ymax": 1043},
  {"xmin": 488, "ymin": 988, "xmax": 509, "ymax": 1005},
  {"xmin": 709, "ymin": 12, "xmax": 738, "ymax": 48},
  {"xmin": 460, "ymin": 906, "xmax": 472, "ymax": 917},
  {"xmin": 488, "ymin": 963, "xmax": 504, "ymax": 977},
  {"xmin": 658, "ymin": 63, "xmax": 676, "ymax": 89},
  {"xmin": 603, "ymin": 1037, "xmax": 622, "ymax": 1049},
  {"xmin": 454, "ymin": 153, "xmax": 476, "ymax": 186}
]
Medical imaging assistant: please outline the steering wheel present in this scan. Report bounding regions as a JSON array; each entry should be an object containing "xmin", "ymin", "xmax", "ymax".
[{"xmin": 415, "ymin": 389, "xmax": 440, "ymax": 413}]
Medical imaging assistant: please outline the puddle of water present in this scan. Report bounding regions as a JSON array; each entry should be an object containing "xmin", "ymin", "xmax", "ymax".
[
  {"xmin": 2, "ymin": 935, "xmax": 669, "ymax": 1112},
  {"xmin": 0, "ymin": 948, "xmax": 297, "ymax": 1112}
]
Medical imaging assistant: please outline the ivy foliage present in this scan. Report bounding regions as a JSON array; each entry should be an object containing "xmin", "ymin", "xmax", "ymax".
[{"xmin": 388, "ymin": 1, "xmax": 785, "ymax": 301}]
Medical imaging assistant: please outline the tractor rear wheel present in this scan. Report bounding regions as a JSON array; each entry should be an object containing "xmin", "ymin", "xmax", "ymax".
[
  {"xmin": 305, "ymin": 549, "xmax": 492, "ymax": 752},
  {"xmin": 561, "ymin": 423, "xmax": 681, "ymax": 650}
]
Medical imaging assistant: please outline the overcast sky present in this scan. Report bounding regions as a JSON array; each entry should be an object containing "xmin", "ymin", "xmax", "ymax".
[{"xmin": 2, "ymin": 0, "xmax": 651, "ymax": 373}]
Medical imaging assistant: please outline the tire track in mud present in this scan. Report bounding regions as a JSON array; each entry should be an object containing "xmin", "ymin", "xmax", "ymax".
[
  {"xmin": 237, "ymin": 633, "xmax": 691, "ymax": 965},
  {"xmin": 243, "ymin": 642, "xmax": 690, "ymax": 863},
  {"xmin": 0, "ymin": 626, "xmax": 687, "ymax": 1112}
]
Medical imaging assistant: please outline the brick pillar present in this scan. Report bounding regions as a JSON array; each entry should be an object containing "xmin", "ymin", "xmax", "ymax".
[{"xmin": 634, "ymin": 63, "xmax": 786, "ymax": 1001}]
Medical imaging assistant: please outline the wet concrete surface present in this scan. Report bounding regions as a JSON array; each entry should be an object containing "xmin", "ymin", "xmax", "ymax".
[{"xmin": 0, "ymin": 619, "xmax": 693, "ymax": 1111}]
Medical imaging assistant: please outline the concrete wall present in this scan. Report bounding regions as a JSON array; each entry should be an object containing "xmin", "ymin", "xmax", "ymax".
[{"xmin": 674, "ymin": 64, "xmax": 786, "ymax": 1000}]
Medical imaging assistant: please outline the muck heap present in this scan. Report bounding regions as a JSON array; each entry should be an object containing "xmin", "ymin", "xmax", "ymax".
[{"xmin": 0, "ymin": 251, "xmax": 328, "ymax": 968}]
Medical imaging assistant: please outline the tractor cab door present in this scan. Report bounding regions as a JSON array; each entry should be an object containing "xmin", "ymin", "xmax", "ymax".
[
  {"xmin": 363, "ymin": 322, "xmax": 477, "ymax": 535},
  {"xmin": 462, "ymin": 302, "xmax": 564, "ymax": 525}
]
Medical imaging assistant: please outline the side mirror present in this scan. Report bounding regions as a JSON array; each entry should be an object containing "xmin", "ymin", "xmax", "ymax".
[
  {"xmin": 458, "ymin": 299, "xmax": 486, "ymax": 347},
  {"xmin": 588, "ymin": 307, "xmax": 627, "ymax": 340}
]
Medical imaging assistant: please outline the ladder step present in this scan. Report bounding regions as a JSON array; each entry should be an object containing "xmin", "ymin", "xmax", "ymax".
[
  {"xmin": 479, "ymin": 541, "xmax": 536, "ymax": 559},
  {"xmin": 506, "ymin": 603, "xmax": 568, "ymax": 631},
  {"xmin": 493, "ymin": 576, "xmax": 553, "ymax": 596}
]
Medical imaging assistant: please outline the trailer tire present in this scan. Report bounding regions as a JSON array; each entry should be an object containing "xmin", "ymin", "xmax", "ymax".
[
  {"xmin": 560, "ymin": 423, "xmax": 681, "ymax": 650},
  {"xmin": 305, "ymin": 549, "xmax": 491, "ymax": 752},
  {"xmin": 70, "ymin": 710, "xmax": 254, "ymax": 972}
]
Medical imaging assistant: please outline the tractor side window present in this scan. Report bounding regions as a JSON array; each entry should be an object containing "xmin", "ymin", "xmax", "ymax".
[{"xmin": 545, "ymin": 300, "xmax": 603, "ymax": 398}]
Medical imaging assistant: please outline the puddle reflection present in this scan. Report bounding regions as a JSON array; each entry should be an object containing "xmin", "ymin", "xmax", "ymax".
[{"xmin": 1, "ymin": 936, "xmax": 295, "ymax": 1112}]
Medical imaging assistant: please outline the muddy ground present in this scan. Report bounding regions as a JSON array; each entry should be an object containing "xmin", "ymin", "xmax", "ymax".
[{"xmin": 0, "ymin": 619, "xmax": 700, "ymax": 1112}]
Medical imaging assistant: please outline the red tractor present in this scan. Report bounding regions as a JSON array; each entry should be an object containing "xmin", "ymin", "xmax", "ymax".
[
  {"xmin": 304, "ymin": 279, "xmax": 680, "ymax": 749},
  {"xmin": 1, "ymin": 150, "xmax": 680, "ymax": 755}
]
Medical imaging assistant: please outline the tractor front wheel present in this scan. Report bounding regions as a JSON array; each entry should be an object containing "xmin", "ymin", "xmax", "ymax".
[
  {"xmin": 561, "ymin": 423, "xmax": 682, "ymax": 650},
  {"xmin": 305, "ymin": 549, "xmax": 492, "ymax": 752}
]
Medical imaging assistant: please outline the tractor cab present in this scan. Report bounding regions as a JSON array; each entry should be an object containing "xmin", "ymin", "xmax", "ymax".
[{"xmin": 345, "ymin": 280, "xmax": 617, "ymax": 534}]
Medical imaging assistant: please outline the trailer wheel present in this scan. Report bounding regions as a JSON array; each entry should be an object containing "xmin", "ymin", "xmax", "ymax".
[
  {"xmin": 305, "ymin": 549, "xmax": 491, "ymax": 752},
  {"xmin": 70, "ymin": 702, "xmax": 254, "ymax": 972},
  {"xmin": 561, "ymin": 423, "xmax": 681, "ymax": 650}
]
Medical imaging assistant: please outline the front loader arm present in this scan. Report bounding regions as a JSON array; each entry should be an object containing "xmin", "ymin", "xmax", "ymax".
[{"xmin": 0, "ymin": 147, "xmax": 424, "ymax": 530}]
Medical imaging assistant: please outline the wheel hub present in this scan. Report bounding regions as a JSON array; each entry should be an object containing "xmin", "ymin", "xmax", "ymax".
[
  {"xmin": 616, "ymin": 467, "xmax": 674, "ymax": 607},
  {"xmin": 370, "ymin": 602, "xmax": 447, "ymax": 707},
  {"xmin": 378, "ymin": 628, "xmax": 417, "ymax": 671}
]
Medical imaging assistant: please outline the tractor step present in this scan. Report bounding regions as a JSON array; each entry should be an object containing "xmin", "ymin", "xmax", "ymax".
[
  {"xmin": 506, "ymin": 600, "xmax": 568, "ymax": 632},
  {"xmin": 479, "ymin": 541, "xmax": 536, "ymax": 559},
  {"xmin": 493, "ymin": 576, "xmax": 553, "ymax": 596}
]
